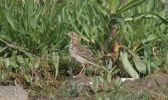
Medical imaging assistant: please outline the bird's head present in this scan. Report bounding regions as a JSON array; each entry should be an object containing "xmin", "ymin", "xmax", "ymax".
[{"xmin": 66, "ymin": 32, "xmax": 79, "ymax": 40}]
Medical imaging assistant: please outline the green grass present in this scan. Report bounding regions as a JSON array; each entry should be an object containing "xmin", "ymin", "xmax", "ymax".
[{"xmin": 0, "ymin": 0, "xmax": 168, "ymax": 99}]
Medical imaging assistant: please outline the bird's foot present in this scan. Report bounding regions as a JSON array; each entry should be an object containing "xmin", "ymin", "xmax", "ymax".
[
  {"xmin": 73, "ymin": 66, "xmax": 86, "ymax": 79},
  {"xmin": 73, "ymin": 72, "xmax": 86, "ymax": 79}
]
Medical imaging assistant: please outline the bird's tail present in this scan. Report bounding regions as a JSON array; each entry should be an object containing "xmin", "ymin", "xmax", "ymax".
[{"xmin": 89, "ymin": 62, "xmax": 108, "ymax": 72}]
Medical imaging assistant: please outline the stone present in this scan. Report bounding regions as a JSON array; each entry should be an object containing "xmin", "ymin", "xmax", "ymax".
[{"xmin": 0, "ymin": 86, "xmax": 28, "ymax": 100}]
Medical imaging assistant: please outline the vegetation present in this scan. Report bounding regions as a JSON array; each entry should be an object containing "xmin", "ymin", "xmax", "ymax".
[{"xmin": 0, "ymin": 0, "xmax": 168, "ymax": 99}]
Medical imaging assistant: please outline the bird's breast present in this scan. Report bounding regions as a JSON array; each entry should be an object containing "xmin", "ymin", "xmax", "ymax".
[{"xmin": 69, "ymin": 42, "xmax": 87, "ymax": 64}]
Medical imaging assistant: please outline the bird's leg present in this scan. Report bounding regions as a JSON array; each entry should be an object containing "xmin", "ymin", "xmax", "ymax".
[
  {"xmin": 73, "ymin": 64, "xmax": 85, "ymax": 78},
  {"xmin": 79, "ymin": 64, "xmax": 85, "ymax": 75}
]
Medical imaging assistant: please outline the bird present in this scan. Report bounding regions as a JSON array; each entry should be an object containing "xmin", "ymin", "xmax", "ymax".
[{"xmin": 66, "ymin": 32, "xmax": 97, "ymax": 78}]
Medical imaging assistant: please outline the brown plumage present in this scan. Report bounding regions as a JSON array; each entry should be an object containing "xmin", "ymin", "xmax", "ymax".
[{"xmin": 67, "ymin": 32, "xmax": 96, "ymax": 77}]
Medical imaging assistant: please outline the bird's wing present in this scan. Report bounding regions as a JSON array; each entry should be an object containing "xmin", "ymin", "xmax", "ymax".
[
  {"xmin": 83, "ymin": 46, "xmax": 93, "ymax": 55},
  {"xmin": 73, "ymin": 44, "xmax": 96, "ymax": 64}
]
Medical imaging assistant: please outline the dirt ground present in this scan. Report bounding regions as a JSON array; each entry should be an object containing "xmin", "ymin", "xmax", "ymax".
[
  {"xmin": 0, "ymin": 71, "xmax": 167, "ymax": 100},
  {"xmin": 28, "ymin": 71, "xmax": 168, "ymax": 100}
]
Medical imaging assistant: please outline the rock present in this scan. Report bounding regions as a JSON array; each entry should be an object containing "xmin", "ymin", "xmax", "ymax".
[
  {"xmin": 124, "ymin": 74, "xmax": 168, "ymax": 99},
  {"xmin": 124, "ymin": 74, "xmax": 168, "ymax": 90},
  {"xmin": 0, "ymin": 86, "xmax": 28, "ymax": 100},
  {"xmin": 29, "ymin": 96, "xmax": 49, "ymax": 100}
]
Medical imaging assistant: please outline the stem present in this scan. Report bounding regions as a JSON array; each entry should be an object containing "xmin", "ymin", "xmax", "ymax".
[{"xmin": 0, "ymin": 38, "xmax": 38, "ymax": 57}]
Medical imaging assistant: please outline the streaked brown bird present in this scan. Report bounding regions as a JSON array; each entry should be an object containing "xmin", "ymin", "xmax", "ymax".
[{"xmin": 66, "ymin": 32, "xmax": 96, "ymax": 77}]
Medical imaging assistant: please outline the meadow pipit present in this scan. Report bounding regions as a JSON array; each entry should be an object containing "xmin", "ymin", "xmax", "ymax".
[{"xmin": 66, "ymin": 32, "xmax": 96, "ymax": 78}]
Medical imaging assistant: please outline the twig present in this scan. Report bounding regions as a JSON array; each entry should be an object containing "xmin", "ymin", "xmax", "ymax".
[{"xmin": 0, "ymin": 38, "xmax": 38, "ymax": 57}]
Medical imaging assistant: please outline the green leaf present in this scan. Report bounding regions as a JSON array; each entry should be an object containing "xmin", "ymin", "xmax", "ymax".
[
  {"xmin": 133, "ymin": 54, "xmax": 147, "ymax": 74},
  {"xmin": 150, "ymin": 57, "xmax": 163, "ymax": 70},
  {"xmin": 125, "ymin": 12, "xmax": 168, "ymax": 25},
  {"xmin": 5, "ymin": 11, "xmax": 16, "ymax": 31},
  {"xmin": 107, "ymin": 71, "xmax": 112, "ymax": 83},
  {"xmin": 117, "ymin": 0, "xmax": 146, "ymax": 14},
  {"xmin": 0, "ymin": 47, "xmax": 7, "ymax": 53},
  {"xmin": 52, "ymin": 52, "xmax": 59, "ymax": 79},
  {"xmin": 16, "ymin": 55, "xmax": 25, "ymax": 65},
  {"xmin": 120, "ymin": 51, "xmax": 139, "ymax": 79},
  {"xmin": 166, "ymin": 51, "xmax": 168, "ymax": 66},
  {"xmin": 24, "ymin": 74, "xmax": 32, "ymax": 83},
  {"xmin": 141, "ymin": 34, "xmax": 157, "ymax": 43},
  {"xmin": 110, "ymin": 14, "xmax": 125, "ymax": 25}
]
